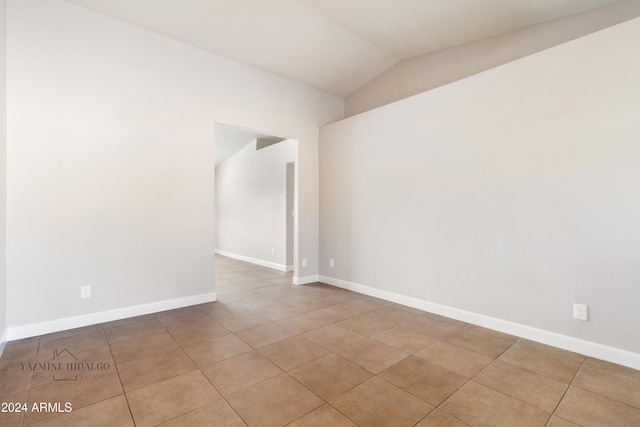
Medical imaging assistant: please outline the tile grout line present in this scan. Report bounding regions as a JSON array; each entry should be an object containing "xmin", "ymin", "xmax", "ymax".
[
  {"xmin": 428, "ymin": 331, "xmax": 519, "ymax": 425},
  {"xmin": 544, "ymin": 355, "xmax": 588, "ymax": 427},
  {"xmin": 181, "ymin": 304, "xmax": 275, "ymax": 427},
  {"xmin": 102, "ymin": 323, "xmax": 138, "ymax": 427}
]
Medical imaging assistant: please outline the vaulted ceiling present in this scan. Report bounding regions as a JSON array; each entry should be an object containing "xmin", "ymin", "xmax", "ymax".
[{"xmin": 67, "ymin": 0, "xmax": 623, "ymax": 96}]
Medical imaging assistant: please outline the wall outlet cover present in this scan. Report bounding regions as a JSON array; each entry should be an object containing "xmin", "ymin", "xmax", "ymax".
[
  {"xmin": 80, "ymin": 286, "xmax": 91, "ymax": 299},
  {"xmin": 573, "ymin": 303, "xmax": 588, "ymax": 321}
]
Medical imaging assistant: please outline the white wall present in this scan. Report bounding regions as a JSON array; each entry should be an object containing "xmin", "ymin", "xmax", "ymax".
[
  {"xmin": 6, "ymin": 0, "xmax": 342, "ymax": 336},
  {"xmin": 0, "ymin": 0, "xmax": 7, "ymax": 354},
  {"xmin": 320, "ymin": 17, "xmax": 640, "ymax": 368},
  {"xmin": 215, "ymin": 139, "xmax": 296, "ymax": 271},
  {"xmin": 346, "ymin": 0, "xmax": 640, "ymax": 117}
]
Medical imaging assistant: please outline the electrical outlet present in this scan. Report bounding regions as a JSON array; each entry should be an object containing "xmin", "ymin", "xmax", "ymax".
[
  {"xmin": 329, "ymin": 259, "xmax": 335, "ymax": 268},
  {"xmin": 302, "ymin": 258, "xmax": 307, "ymax": 267},
  {"xmin": 80, "ymin": 286, "xmax": 91, "ymax": 299},
  {"xmin": 573, "ymin": 303, "xmax": 588, "ymax": 321},
  {"xmin": 271, "ymin": 248, "xmax": 275, "ymax": 255}
]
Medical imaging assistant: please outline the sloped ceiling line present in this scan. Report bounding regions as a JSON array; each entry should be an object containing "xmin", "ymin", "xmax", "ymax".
[{"xmin": 66, "ymin": 0, "xmax": 624, "ymax": 96}]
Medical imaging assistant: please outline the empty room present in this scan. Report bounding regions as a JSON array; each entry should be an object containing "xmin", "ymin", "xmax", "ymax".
[{"xmin": 1, "ymin": 0, "xmax": 639, "ymax": 426}]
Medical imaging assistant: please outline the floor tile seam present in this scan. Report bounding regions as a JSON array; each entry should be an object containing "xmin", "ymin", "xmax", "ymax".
[
  {"xmin": 465, "ymin": 377, "xmax": 558, "ymax": 416},
  {"xmin": 109, "ymin": 328, "xmax": 178, "ymax": 351},
  {"xmin": 154, "ymin": 398, "xmax": 230, "ymax": 427},
  {"xmin": 476, "ymin": 333, "xmax": 519, "ymax": 359},
  {"xmin": 374, "ymin": 370, "xmax": 455, "ymax": 410},
  {"xmin": 199, "ymin": 353, "xmax": 287, "ymax": 393},
  {"xmin": 323, "ymin": 400, "xmax": 370, "ymax": 427},
  {"xmin": 114, "ymin": 344, "xmax": 193, "ymax": 375},
  {"xmin": 111, "ymin": 344, "xmax": 184, "ymax": 366},
  {"xmin": 288, "ymin": 351, "xmax": 368, "ymax": 379},
  {"xmin": 398, "ymin": 352, "xmax": 480, "ymax": 383},
  {"xmin": 418, "ymin": 335, "xmax": 497, "ymax": 363},
  {"xmin": 275, "ymin": 374, "xmax": 335, "ymax": 425},
  {"xmin": 542, "ymin": 414, "xmax": 578, "ymax": 427},
  {"xmin": 223, "ymin": 370, "xmax": 309, "ymax": 405},
  {"xmin": 515, "ymin": 340, "xmax": 588, "ymax": 363},
  {"xmin": 257, "ymin": 343, "xmax": 330, "ymax": 372},
  {"xmin": 412, "ymin": 407, "xmax": 471, "ymax": 427},
  {"xmin": 582, "ymin": 359, "xmax": 640, "ymax": 383},
  {"xmin": 186, "ymin": 347, "xmax": 256, "ymax": 371},
  {"xmin": 105, "ymin": 327, "xmax": 173, "ymax": 347},
  {"xmin": 201, "ymin": 308, "xmax": 255, "ymax": 321},
  {"xmin": 407, "ymin": 321, "xmax": 468, "ymax": 343},
  {"xmin": 102, "ymin": 341, "xmax": 137, "ymax": 426},
  {"xmin": 433, "ymin": 365, "xmax": 491, "ymax": 418},
  {"xmin": 285, "ymin": 405, "xmax": 327, "ymax": 426},
  {"xmin": 471, "ymin": 358, "xmax": 577, "ymax": 388},
  {"xmin": 284, "ymin": 368, "xmax": 341, "ymax": 407},
  {"xmin": 460, "ymin": 323, "xmax": 519, "ymax": 343},
  {"xmin": 170, "ymin": 334, "xmax": 244, "ymax": 373},
  {"xmin": 156, "ymin": 316, "xmax": 219, "ymax": 331},
  {"xmin": 220, "ymin": 395, "xmax": 253, "ymax": 427},
  {"xmin": 568, "ymin": 382, "xmax": 640, "ymax": 411},
  {"xmin": 194, "ymin": 360, "xmax": 224, "ymax": 388},
  {"xmin": 164, "ymin": 327, "xmax": 231, "ymax": 349},
  {"xmin": 439, "ymin": 333, "xmax": 515, "ymax": 360},
  {"xmin": 121, "ymin": 368, "xmax": 207, "ymax": 400},
  {"xmin": 119, "ymin": 361, "xmax": 200, "ymax": 394},
  {"xmin": 217, "ymin": 321, "xmax": 275, "ymax": 335},
  {"xmin": 20, "ymin": 376, "xmax": 36, "ymax": 427},
  {"xmin": 333, "ymin": 347, "xmax": 410, "ymax": 375},
  {"xmin": 546, "ymin": 355, "xmax": 587, "ymax": 423},
  {"xmin": 309, "ymin": 334, "xmax": 369, "ymax": 353},
  {"xmin": 191, "ymin": 365, "xmax": 251, "ymax": 425},
  {"xmin": 480, "ymin": 357, "xmax": 575, "ymax": 389},
  {"xmin": 495, "ymin": 356, "xmax": 580, "ymax": 386}
]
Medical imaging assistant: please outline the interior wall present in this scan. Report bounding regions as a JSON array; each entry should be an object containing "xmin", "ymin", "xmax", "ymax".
[
  {"xmin": 320, "ymin": 17, "xmax": 640, "ymax": 364},
  {"xmin": 346, "ymin": 0, "xmax": 640, "ymax": 117},
  {"xmin": 215, "ymin": 139, "xmax": 296, "ymax": 271},
  {"xmin": 0, "ymin": 0, "xmax": 7, "ymax": 353},
  {"xmin": 6, "ymin": 0, "xmax": 342, "ymax": 334}
]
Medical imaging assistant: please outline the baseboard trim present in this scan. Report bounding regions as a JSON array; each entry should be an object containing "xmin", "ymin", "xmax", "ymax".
[
  {"xmin": 319, "ymin": 275, "xmax": 640, "ymax": 371},
  {"xmin": 0, "ymin": 329, "xmax": 7, "ymax": 359},
  {"xmin": 6, "ymin": 292, "xmax": 216, "ymax": 342},
  {"xmin": 293, "ymin": 275, "xmax": 320, "ymax": 285},
  {"xmin": 215, "ymin": 249, "xmax": 288, "ymax": 272}
]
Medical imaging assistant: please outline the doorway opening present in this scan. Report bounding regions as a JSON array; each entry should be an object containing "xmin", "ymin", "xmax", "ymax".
[{"xmin": 214, "ymin": 123, "xmax": 298, "ymax": 283}]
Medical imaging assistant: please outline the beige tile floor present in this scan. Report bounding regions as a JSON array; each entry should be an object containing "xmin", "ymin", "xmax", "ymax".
[{"xmin": 1, "ymin": 255, "xmax": 639, "ymax": 426}]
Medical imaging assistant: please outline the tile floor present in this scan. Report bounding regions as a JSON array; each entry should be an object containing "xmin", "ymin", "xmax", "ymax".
[{"xmin": 1, "ymin": 255, "xmax": 639, "ymax": 426}]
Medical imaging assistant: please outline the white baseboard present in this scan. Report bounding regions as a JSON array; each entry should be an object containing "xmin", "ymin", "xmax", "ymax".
[
  {"xmin": 0, "ymin": 329, "xmax": 7, "ymax": 359},
  {"xmin": 293, "ymin": 275, "xmax": 320, "ymax": 285},
  {"xmin": 320, "ymin": 275, "xmax": 640, "ymax": 371},
  {"xmin": 6, "ymin": 292, "xmax": 216, "ymax": 341},
  {"xmin": 216, "ymin": 249, "xmax": 288, "ymax": 272}
]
